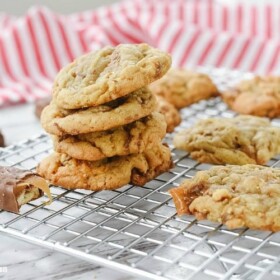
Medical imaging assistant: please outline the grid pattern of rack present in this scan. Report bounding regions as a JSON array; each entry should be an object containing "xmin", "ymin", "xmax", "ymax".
[{"xmin": 1, "ymin": 68, "xmax": 280, "ymax": 280}]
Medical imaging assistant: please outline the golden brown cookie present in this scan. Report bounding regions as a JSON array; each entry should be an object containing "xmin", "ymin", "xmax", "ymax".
[
  {"xmin": 149, "ymin": 68, "xmax": 218, "ymax": 109},
  {"xmin": 169, "ymin": 164, "xmax": 280, "ymax": 231},
  {"xmin": 41, "ymin": 87, "xmax": 156, "ymax": 136},
  {"xmin": 174, "ymin": 115, "xmax": 280, "ymax": 165},
  {"xmin": 37, "ymin": 143, "xmax": 173, "ymax": 191},
  {"xmin": 222, "ymin": 76, "xmax": 280, "ymax": 117},
  {"xmin": 52, "ymin": 43, "xmax": 172, "ymax": 109},
  {"xmin": 156, "ymin": 96, "xmax": 181, "ymax": 133},
  {"xmin": 53, "ymin": 112, "xmax": 166, "ymax": 161}
]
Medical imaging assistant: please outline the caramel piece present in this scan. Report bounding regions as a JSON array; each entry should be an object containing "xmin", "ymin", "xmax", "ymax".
[
  {"xmin": 0, "ymin": 166, "xmax": 52, "ymax": 213},
  {"xmin": 170, "ymin": 165, "xmax": 280, "ymax": 232}
]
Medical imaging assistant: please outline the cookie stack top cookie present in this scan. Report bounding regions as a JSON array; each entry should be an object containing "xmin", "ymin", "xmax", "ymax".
[
  {"xmin": 41, "ymin": 44, "xmax": 171, "ymax": 135},
  {"xmin": 38, "ymin": 43, "xmax": 173, "ymax": 191},
  {"xmin": 53, "ymin": 44, "xmax": 171, "ymax": 109}
]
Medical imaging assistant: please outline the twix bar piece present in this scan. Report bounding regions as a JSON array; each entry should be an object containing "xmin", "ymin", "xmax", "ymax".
[{"xmin": 0, "ymin": 166, "xmax": 52, "ymax": 213}]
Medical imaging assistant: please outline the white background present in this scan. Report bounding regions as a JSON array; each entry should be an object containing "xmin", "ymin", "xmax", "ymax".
[
  {"xmin": 0, "ymin": 0, "xmax": 278, "ymax": 16},
  {"xmin": 0, "ymin": 0, "xmax": 117, "ymax": 15}
]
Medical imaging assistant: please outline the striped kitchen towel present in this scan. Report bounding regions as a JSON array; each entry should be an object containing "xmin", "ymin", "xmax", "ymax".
[{"xmin": 0, "ymin": 0, "xmax": 279, "ymax": 106}]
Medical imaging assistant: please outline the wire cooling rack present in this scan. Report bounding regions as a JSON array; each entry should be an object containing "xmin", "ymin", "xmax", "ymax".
[{"xmin": 1, "ymin": 68, "xmax": 280, "ymax": 280}]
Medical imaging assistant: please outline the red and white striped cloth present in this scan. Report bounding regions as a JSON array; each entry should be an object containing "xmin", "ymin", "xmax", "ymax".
[{"xmin": 0, "ymin": 0, "xmax": 280, "ymax": 106}]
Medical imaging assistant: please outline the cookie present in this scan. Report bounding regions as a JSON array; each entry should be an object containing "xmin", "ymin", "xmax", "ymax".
[
  {"xmin": 41, "ymin": 87, "xmax": 156, "ymax": 136},
  {"xmin": 0, "ymin": 130, "xmax": 4, "ymax": 147},
  {"xmin": 0, "ymin": 166, "xmax": 52, "ymax": 213},
  {"xmin": 149, "ymin": 68, "xmax": 218, "ymax": 109},
  {"xmin": 174, "ymin": 115, "xmax": 280, "ymax": 165},
  {"xmin": 156, "ymin": 96, "xmax": 181, "ymax": 133},
  {"xmin": 35, "ymin": 96, "xmax": 51, "ymax": 119},
  {"xmin": 222, "ymin": 76, "xmax": 280, "ymax": 118},
  {"xmin": 52, "ymin": 43, "xmax": 172, "ymax": 109},
  {"xmin": 37, "ymin": 143, "xmax": 173, "ymax": 191},
  {"xmin": 53, "ymin": 112, "xmax": 166, "ymax": 161},
  {"xmin": 169, "ymin": 164, "xmax": 280, "ymax": 231}
]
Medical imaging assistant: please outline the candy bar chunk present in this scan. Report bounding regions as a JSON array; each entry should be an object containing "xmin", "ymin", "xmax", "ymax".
[{"xmin": 0, "ymin": 166, "xmax": 52, "ymax": 213}]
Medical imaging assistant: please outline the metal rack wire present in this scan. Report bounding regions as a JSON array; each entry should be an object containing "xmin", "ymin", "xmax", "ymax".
[{"xmin": 1, "ymin": 68, "xmax": 280, "ymax": 280}]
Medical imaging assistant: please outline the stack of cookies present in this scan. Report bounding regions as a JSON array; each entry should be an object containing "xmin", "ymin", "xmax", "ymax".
[{"xmin": 37, "ymin": 44, "xmax": 173, "ymax": 191}]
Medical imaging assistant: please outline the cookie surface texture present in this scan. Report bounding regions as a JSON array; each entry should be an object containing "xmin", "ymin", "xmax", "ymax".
[
  {"xmin": 37, "ymin": 143, "xmax": 173, "ymax": 191},
  {"xmin": 169, "ymin": 164, "xmax": 280, "ymax": 231},
  {"xmin": 53, "ymin": 43, "xmax": 172, "ymax": 109},
  {"xmin": 41, "ymin": 87, "xmax": 156, "ymax": 136},
  {"xmin": 53, "ymin": 112, "xmax": 167, "ymax": 161},
  {"xmin": 174, "ymin": 115, "xmax": 280, "ymax": 165},
  {"xmin": 156, "ymin": 96, "xmax": 181, "ymax": 133},
  {"xmin": 222, "ymin": 76, "xmax": 280, "ymax": 117},
  {"xmin": 149, "ymin": 68, "xmax": 218, "ymax": 109}
]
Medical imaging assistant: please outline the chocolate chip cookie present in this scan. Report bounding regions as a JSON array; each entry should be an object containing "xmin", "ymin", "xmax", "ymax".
[
  {"xmin": 149, "ymin": 68, "xmax": 218, "ymax": 109},
  {"xmin": 174, "ymin": 115, "xmax": 280, "ymax": 165},
  {"xmin": 53, "ymin": 43, "xmax": 171, "ymax": 109},
  {"xmin": 170, "ymin": 164, "xmax": 280, "ymax": 231},
  {"xmin": 37, "ymin": 143, "xmax": 173, "ymax": 191},
  {"xmin": 156, "ymin": 96, "xmax": 181, "ymax": 133},
  {"xmin": 41, "ymin": 87, "xmax": 156, "ymax": 136},
  {"xmin": 222, "ymin": 76, "xmax": 280, "ymax": 117},
  {"xmin": 53, "ymin": 112, "xmax": 166, "ymax": 161}
]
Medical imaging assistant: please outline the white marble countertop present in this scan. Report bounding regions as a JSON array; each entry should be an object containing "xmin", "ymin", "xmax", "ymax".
[
  {"xmin": 0, "ymin": 103, "xmax": 141, "ymax": 280},
  {"xmin": 0, "ymin": 232, "xmax": 141, "ymax": 280}
]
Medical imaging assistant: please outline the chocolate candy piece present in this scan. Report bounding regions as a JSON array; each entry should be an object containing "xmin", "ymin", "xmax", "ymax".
[
  {"xmin": 0, "ymin": 166, "xmax": 52, "ymax": 213},
  {"xmin": 35, "ymin": 96, "xmax": 51, "ymax": 119},
  {"xmin": 0, "ymin": 130, "xmax": 4, "ymax": 147}
]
